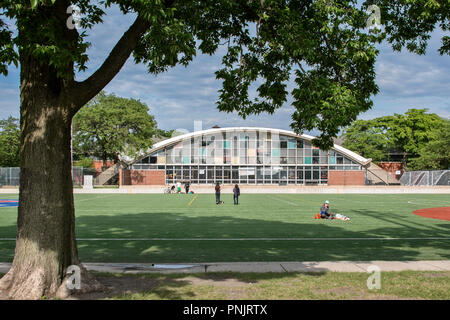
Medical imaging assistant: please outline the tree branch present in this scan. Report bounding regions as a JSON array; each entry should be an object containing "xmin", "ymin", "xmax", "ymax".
[{"xmin": 70, "ymin": 16, "xmax": 151, "ymax": 113}]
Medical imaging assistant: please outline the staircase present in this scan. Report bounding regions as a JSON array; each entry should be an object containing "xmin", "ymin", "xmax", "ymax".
[
  {"xmin": 94, "ymin": 162, "xmax": 122, "ymax": 186},
  {"xmin": 366, "ymin": 162, "xmax": 400, "ymax": 185}
]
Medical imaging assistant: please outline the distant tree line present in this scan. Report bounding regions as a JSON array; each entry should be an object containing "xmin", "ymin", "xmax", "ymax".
[
  {"xmin": 0, "ymin": 117, "xmax": 20, "ymax": 167},
  {"xmin": 341, "ymin": 109, "xmax": 449, "ymax": 170},
  {"xmin": 0, "ymin": 92, "xmax": 173, "ymax": 168},
  {"xmin": 2, "ymin": 106, "xmax": 448, "ymax": 171}
]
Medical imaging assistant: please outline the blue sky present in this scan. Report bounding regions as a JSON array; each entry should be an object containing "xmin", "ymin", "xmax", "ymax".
[{"xmin": 1, "ymin": 5, "xmax": 449, "ymax": 134}]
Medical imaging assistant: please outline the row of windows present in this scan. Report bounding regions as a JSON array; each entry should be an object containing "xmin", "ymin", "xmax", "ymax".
[
  {"xmin": 159, "ymin": 156, "xmax": 354, "ymax": 165},
  {"xmin": 136, "ymin": 134, "xmax": 361, "ymax": 167},
  {"xmin": 130, "ymin": 164, "xmax": 362, "ymax": 184}
]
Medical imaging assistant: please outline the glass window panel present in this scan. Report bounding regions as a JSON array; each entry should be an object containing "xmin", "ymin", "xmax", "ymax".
[
  {"xmin": 297, "ymin": 167, "xmax": 304, "ymax": 179},
  {"xmin": 297, "ymin": 140, "xmax": 303, "ymax": 149},
  {"xmin": 272, "ymin": 149, "xmax": 280, "ymax": 157},
  {"xmin": 272, "ymin": 140, "xmax": 280, "ymax": 149},
  {"xmin": 271, "ymin": 157, "xmax": 280, "ymax": 164},
  {"xmin": 313, "ymin": 170, "xmax": 320, "ymax": 179},
  {"xmin": 256, "ymin": 167, "xmax": 264, "ymax": 179},
  {"xmin": 280, "ymin": 168, "xmax": 288, "ymax": 180},
  {"xmin": 288, "ymin": 140, "xmax": 296, "ymax": 149},
  {"xmin": 182, "ymin": 156, "xmax": 190, "ymax": 164},
  {"xmin": 304, "ymin": 157, "xmax": 312, "ymax": 164},
  {"xmin": 305, "ymin": 169, "xmax": 311, "ymax": 180},
  {"xmin": 264, "ymin": 167, "xmax": 272, "ymax": 179},
  {"xmin": 239, "ymin": 133, "xmax": 248, "ymax": 140}
]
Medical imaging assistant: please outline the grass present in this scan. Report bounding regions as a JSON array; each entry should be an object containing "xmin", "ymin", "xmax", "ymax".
[
  {"xmin": 72, "ymin": 271, "xmax": 450, "ymax": 300},
  {"xmin": 0, "ymin": 193, "xmax": 449, "ymax": 262}
]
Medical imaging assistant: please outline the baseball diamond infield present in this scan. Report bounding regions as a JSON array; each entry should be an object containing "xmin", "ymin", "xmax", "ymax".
[{"xmin": 413, "ymin": 207, "xmax": 450, "ymax": 221}]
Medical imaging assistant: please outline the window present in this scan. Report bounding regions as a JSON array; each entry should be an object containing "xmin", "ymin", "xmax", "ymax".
[
  {"xmin": 288, "ymin": 140, "xmax": 296, "ymax": 149},
  {"xmin": 272, "ymin": 149, "xmax": 280, "ymax": 157},
  {"xmin": 182, "ymin": 156, "xmax": 190, "ymax": 164}
]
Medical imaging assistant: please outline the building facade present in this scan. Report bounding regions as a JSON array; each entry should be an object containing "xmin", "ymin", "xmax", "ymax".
[{"xmin": 125, "ymin": 127, "xmax": 371, "ymax": 185}]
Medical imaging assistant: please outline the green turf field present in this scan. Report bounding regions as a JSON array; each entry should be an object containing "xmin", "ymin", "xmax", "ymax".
[{"xmin": 0, "ymin": 193, "xmax": 449, "ymax": 263}]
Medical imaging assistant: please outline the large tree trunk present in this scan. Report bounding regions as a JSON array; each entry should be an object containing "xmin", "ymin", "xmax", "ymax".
[
  {"xmin": 0, "ymin": 55, "xmax": 101, "ymax": 300},
  {"xmin": 0, "ymin": 2, "xmax": 150, "ymax": 300}
]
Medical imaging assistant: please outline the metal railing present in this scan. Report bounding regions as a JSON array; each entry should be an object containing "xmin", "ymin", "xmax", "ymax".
[
  {"xmin": 0, "ymin": 167, "xmax": 85, "ymax": 187},
  {"xmin": 399, "ymin": 170, "xmax": 450, "ymax": 186}
]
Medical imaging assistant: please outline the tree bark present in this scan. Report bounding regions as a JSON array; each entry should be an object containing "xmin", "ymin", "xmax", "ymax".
[
  {"xmin": 0, "ymin": 5, "xmax": 151, "ymax": 300},
  {"xmin": 0, "ymin": 55, "xmax": 101, "ymax": 300}
]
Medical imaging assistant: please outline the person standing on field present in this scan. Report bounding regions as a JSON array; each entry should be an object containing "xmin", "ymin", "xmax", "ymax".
[
  {"xmin": 233, "ymin": 184, "xmax": 240, "ymax": 205},
  {"xmin": 215, "ymin": 182, "xmax": 221, "ymax": 204}
]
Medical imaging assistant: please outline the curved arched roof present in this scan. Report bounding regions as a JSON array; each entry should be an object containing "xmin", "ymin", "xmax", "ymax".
[{"xmin": 123, "ymin": 127, "xmax": 371, "ymax": 166}]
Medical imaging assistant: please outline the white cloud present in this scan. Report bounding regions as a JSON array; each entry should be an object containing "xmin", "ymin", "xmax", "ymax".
[{"xmin": 0, "ymin": 5, "xmax": 448, "ymax": 134}]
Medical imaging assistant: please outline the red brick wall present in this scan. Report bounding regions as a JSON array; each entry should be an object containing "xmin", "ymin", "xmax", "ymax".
[
  {"xmin": 378, "ymin": 162, "xmax": 404, "ymax": 179},
  {"xmin": 122, "ymin": 170, "xmax": 165, "ymax": 185},
  {"xmin": 93, "ymin": 160, "xmax": 115, "ymax": 173},
  {"xmin": 328, "ymin": 170, "xmax": 365, "ymax": 185}
]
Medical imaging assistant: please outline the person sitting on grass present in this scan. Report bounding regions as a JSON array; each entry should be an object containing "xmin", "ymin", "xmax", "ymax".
[{"xmin": 320, "ymin": 200, "xmax": 335, "ymax": 219}]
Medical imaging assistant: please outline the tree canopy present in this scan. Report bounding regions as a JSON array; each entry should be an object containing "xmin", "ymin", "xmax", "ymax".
[
  {"xmin": 72, "ymin": 91, "xmax": 157, "ymax": 165},
  {"xmin": 408, "ymin": 118, "xmax": 450, "ymax": 170},
  {"xmin": 341, "ymin": 108, "xmax": 447, "ymax": 168},
  {"xmin": 0, "ymin": 116, "xmax": 20, "ymax": 167},
  {"xmin": 0, "ymin": 0, "xmax": 446, "ymax": 149}
]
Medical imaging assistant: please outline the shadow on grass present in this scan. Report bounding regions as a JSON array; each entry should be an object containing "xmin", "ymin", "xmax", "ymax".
[
  {"xmin": 1, "ymin": 210, "xmax": 449, "ymax": 264},
  {"xmin": 73, "ymin": 271, "xmax": 329, "ymax": 300},
  {"xmin": 1, "ymin": 208, "xmax": 449, "ymax": 300},
  {"xmin": 37, "ymin": 209, "xmax": 450, "ymax": 263}
]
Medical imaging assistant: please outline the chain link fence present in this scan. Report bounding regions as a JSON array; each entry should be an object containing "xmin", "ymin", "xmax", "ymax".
[
  {"xmin": 0, "ymin": 167, "xmax": 85, "ymax": 187},
  {"xmin": 399, "ymin": 170, "xmax": 450, "ymax": 186}
]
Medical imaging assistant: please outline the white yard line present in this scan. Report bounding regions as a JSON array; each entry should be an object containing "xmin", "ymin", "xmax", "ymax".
[{"xmin": 1, "ymin": 237, "xmax": 449, "ymax": 241}]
